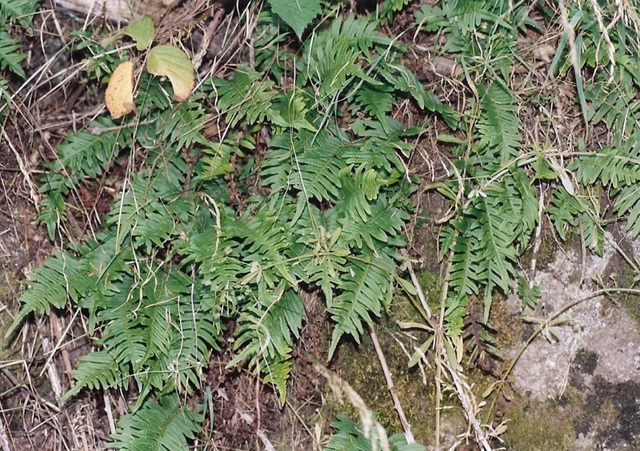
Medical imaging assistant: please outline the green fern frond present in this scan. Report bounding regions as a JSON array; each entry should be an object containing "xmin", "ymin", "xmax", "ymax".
[
  {"xmin": 62, "ymin": 350, "xmax": 121, "ymax": 400},
  {"xmin": 509, "ymin": 168, "xmax": 539, "ymax": 243},
  {"xmin": 378, "ymin": 63, "xmax": 460, "ymax": 129},
  {"xmin": 338, "ymin": 195, "xmax": 408, "ymax": 252},
  {"xmin": 51, "ymin": 119, "xmax": 131, "ymax": 179},
  {"xmin": 0, "ymin": 30, "xmax": 24, "ymax": 77},
  {"xmin": 6, "ymin": 251, "xmax": 94, "ymax": 336},
  {"xmin": 442, "ymin": 218, "xmax": 482, "ymax": 335},
  {"xmin": 547, "ymin": 187, "xmax": 604, "ymax": 253},
  {"xmin": 349, "ymin": 117, "xmax": 411, "ymax": 172},
  {"xmin": 271, "ymin": 89, "xmax": 317, "ymax": 132},
  {"xmin": 37, "ymin": 190, "xmax": 65, "ymax": 241},
  {"xmin": 0, "ymin": 0, "xmax": 39, "ymax": 26},
  {"xmin": 326, "ymin": 414, "xmax": 426, "ymax": 451},
  {"xmin": 474, "ymin": 191, "xmax": 519, "ymax": 294},
  {"xmin": 109, "ymin": 394, "xmax": 203, "ymax": 451},
  {"xmin": 105, "ymin": 168, "xmax": 186, "ymax": 252},
  {"xmin": 263, "ymin": 130, "xmax": 346, "ymax": 202},
  {"xmin": 232, "ymin": 198, "xmax": 297, "ymax": 286},
  {"xmin": 230, "ymin": 288, "xmax": 304, "ymax": 402},
  {"xmin": 333, "ymin": 167, "xmax": 384, "ymax": 223},
  {"xmin": 158, "ymin": 99, "xmax": 212, "ymax": 151},
  {"xmin": 328, "ymin": 255, "xmax": 395, "ymax": 358},
  {"xmin": 613, "ymin": 184, "xmax": 640, "ymax": 237},
  {"xmin": 352, "ymin": 82, "xmax": 394, "ymax": 119},
  {"xmin": 213, "ymin": 66, "xmax": 278, "ymax": 127},
  {"xmin": 476, "ymin": 81, "xmax": 521, "ymax": 163},
  {"xmin": 303, "ymin": 16, "xmax": 391, "ymax": 101},
  {"xmin": 570, "ymin": 142, "xmax": 640, "ymax": 189}
]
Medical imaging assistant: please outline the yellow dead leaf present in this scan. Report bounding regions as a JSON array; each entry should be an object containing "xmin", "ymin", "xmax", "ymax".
[{"xmin": 105, "ymin": 61, "xmax": 136, "ymax": 119}]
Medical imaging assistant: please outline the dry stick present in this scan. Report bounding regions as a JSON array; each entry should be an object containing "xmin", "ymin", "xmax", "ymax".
[
  {"xmin": 409, "ymin": 262, "xmax": 493, "ymax": 451},
  {"xmin": 368, "ymin": 324, "xmax": 415, "ymax": 444},
  {"xmin": 50, "ymin": 311, "xmax": 74, "ymax": 387},
  {"xmin": 103, "ymin": 393, "xmax": 116, "ymax": 436},
  {"xmin": 40, "ymin": 337, "xmax": 63, "ymax": 403},
  {"xmin": 1, "ymin": 129, "xmax": 40, "ymax": 209},
  {"xmin": 0, "ymin": 399, "xmax": 11, "ymax": 451},
  {"xmin": 313, "ymin": 362, "xmax": 391, "ymax": 451},
  {"xmin": 192, "ymin": 7, "xmax": 225, "ymax": 71}
]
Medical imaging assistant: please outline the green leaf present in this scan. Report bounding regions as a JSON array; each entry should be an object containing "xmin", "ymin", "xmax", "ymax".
[
  {"xmin": 268, "ymin": 0, "xmax": 321, "ymax": 39},
  {"xmin": 124, "ymin": 16, "xmax": 154, "ymax": 50},
  {"xmin": 109, "ymin": 394, "xmax": 203, "ymax": 451},
  {"xmin": 147, "ymin": 45, "xmax": 194, "ymax": 101}
]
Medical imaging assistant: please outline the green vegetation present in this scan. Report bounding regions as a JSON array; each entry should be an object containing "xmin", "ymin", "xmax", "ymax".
[{"xmin": 4, "ymin": 0, "xmax": 640, "ymax": 449}]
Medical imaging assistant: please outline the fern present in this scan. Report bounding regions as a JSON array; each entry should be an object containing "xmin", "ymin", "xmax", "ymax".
[
  {"xmin": 0, "ymin": 29, "xmax": 24, "ymax": 76},
  {"xmin": 230, "ymin": 288, "xmax": 304, "ymax": 402},
  {"xmin": 326, "ymin": 414, "xmax": 426, "ymax": 451},
  {"xmin": 6, "ymin": 251, "xmax": 94, "ymax": 336},
  {"xmin": 212, "ymin": 65, "xmax": 278, "ymax": 127},
  {"xmin": 328, "ymin": 255, "xmax": 395, "ymax": 357},
  {"xmin": 476, "ymin": 82, "xmax": 521, "ymax": 164},
  {"xmin": 8, "ymin": 4, "xmax": 449, "ymax": 448},
  {"xmin": 109, "ymin": 394, "xmax": 203, "ymax": 451}
]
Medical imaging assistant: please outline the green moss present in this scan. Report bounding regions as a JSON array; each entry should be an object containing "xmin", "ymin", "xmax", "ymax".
[
  {"xmin": 330, "ymin": 270, "xmax": 468, "ymax": 446},
  {"xmin": 502, "ymin": 395, "xmax": 578, "ymax": 450}
]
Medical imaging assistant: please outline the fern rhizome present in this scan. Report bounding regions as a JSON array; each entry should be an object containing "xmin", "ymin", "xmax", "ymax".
[{"xmin": 8, "ymin": 0, "xmax": 640, "ymax": 448}]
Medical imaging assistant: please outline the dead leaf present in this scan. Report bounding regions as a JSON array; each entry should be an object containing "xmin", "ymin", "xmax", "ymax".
[
  {"xmin": 105, "ymin": 61, "xmax": 136, "ymax": 119},
  {"xmin": 147, "ymin": 45, "xmax": 194, "ymax": 101}
]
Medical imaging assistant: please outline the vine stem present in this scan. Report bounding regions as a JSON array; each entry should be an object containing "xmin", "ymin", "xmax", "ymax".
[{"xmin": 368, "ymin": 324, "xmax": 415, "ymax": 444}]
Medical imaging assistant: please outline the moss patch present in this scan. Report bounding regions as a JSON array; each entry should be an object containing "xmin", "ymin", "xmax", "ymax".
[{"xmin": 501, "ymin": 394, "xmax": 578, "ymax": 450}]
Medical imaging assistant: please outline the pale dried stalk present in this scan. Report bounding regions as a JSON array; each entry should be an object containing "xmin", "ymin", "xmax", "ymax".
[
  {"xmin": 368, "ymin": 324, "xmax": 415, "ymax": 444},
  {"xmin": 409, "ymin": 259, "xmax": 493, "ymax": 450},
  {"xmin": 0, "ymin": 400, "xmax": 11, "ymax": 451},
  {"xmin": 313, "ymin": 363, "xmax": 390, "ymax": 451}
]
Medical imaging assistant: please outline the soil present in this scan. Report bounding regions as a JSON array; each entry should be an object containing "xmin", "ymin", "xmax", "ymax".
[{"xmin": 1, "ymin": 1, "xmax": 640, "ymax": 450}]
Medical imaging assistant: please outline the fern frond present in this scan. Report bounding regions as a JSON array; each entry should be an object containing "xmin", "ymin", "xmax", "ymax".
[
  {"xmin": 213, "ymin": 66, "xmax": 278, "ymax": 127},
  {"xmin": 443, "ymin": 218, "xmax": 482, "ymax": 335},
  {"xmin": 230, "ymin": 288, "xmax": 304, "ymax": 402},
  {"xmin": 570, "ymin": 142, "xmax": 640, "ymax": 189},
  {"xmin": 0, "ymin": 30, "xmax": 25, "ymax": 77},
  {"xmin": 378, "ymin": 63, "xmax": 460, "ymax": 129},
  {"xmin": 547, "ymin": 187, "xmax": 604, "ymax": 253},
  {"xmin": 328, "ymin": 255, "xmax": 395, "ymax": 358},
  {"xmin": 352, "ymin": 82, "xmax": 394, "ymax": 119},
  {"xmin": 474, "ymin": 191, "xmax": 519, "ymax": 294},
  {"xmin": 263, "ymin": 130, "xmax": 346, "ymax": 202},
  {"xmin": 37, "ymin": 190, "xmax": 65, "ymax": 241},
  {"xmin": 105, "ymin": 169, "xmax": 185, "ymax": 252},
  {"xmin": 109, "ymin": 394, "xmax": 203, "ymax": 451},
  {"xmin": 613, "ymin": 184, "xmax": 640, "ymax": 237},
  {"xmin": 6, "ymin": 251, "xmax": 93, "ymax": 336},
  {"xmin": 62, "ymin": 350, "xmax": 121, "ymax": 400},
  {"xmin": 0, "ymin": 0, "xmax": 39, "ymax": 26},
  {"xmin": 157, "ymin": 99, "xmax": 212, "ymax": 151},
  {"xmin": 232, "ymin": 198, "xmax": 297, "ymax": 286},
  {"xmin": 51, "ymin": 119, "xmax": 131, "ymax": 180},
  {"xmin": 476, "ymin": 81, "xmax": 521, "ymax": 163},
  {"xmin": 338, "ymin": 195, "xmax": 408, "ymax": 252},
  {"xmin": 349, "ymin": 117, "xmax": 411, "ymax": 172}
]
